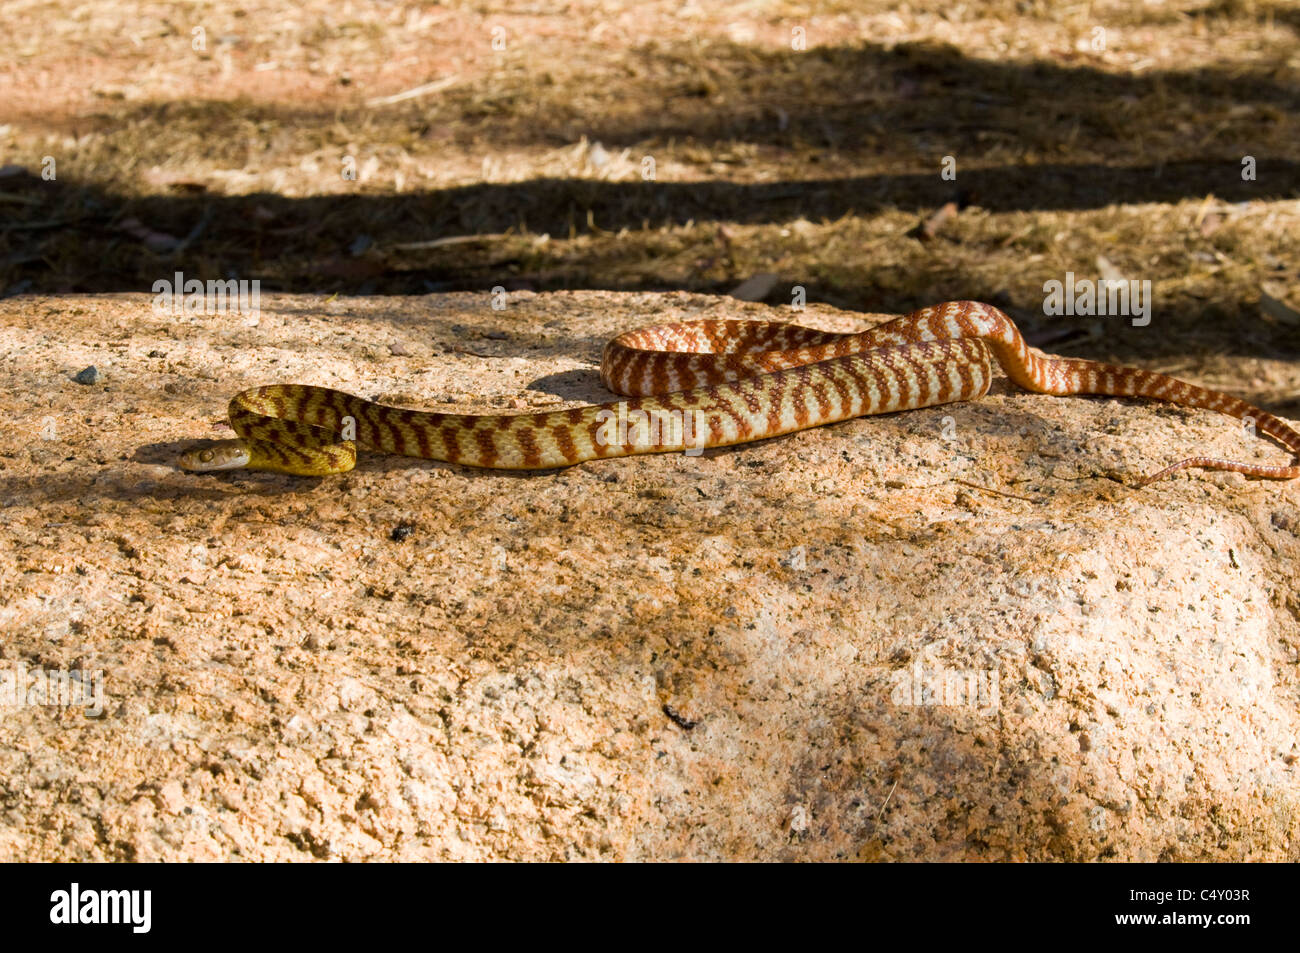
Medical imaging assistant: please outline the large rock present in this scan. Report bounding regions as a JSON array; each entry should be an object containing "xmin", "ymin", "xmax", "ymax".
[{"xmin": 0, "ymin": 291, "xmax": 1296, "ymax": 860}]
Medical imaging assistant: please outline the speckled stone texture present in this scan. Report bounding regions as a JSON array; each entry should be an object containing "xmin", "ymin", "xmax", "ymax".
[{"xmin": 0, "ymin": 291, "xmax": 1297, "ymax": 860}]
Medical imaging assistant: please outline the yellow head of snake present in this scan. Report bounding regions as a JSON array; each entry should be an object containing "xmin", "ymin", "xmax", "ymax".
[{"xmin": 179, "ymin": 439, "xmax": 253, "ymax": 472}]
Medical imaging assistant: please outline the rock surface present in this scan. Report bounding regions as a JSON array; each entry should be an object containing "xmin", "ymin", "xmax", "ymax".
[{"xmin": 0, "ymin": 290, "xmax": 1297, "ymax": 861}]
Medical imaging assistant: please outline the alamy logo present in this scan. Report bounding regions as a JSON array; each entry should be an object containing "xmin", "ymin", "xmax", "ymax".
[
  {"xmin": 889, "ymin": 641, "xmax": 999, "ymax": 716},
  {"xmin": 49, "ymin": 883, "xmax": 151, "ymax": 933},
  {"xmin": 152, "ymin": 271, "xmax": 260, "ymax": 315},
  {"xmin": 0, "ymin": 662, "xmax": 103, "ymax": 716},
  {"xmin": 1043, "ymin": 271, "xmax": 1151, "ymax": 326},
  {"xmin": 595, "ymin": 402, "xmax": 707, "ymax": 456}
]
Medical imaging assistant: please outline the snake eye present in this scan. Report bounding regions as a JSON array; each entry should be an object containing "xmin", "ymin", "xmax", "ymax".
[{"xmin": 199, "ymin": 449, "xmax": 214, "ymax": 462}]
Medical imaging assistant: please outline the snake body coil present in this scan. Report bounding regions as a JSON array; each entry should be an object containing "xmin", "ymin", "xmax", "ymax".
[{"xmin": 179, "ymin": 300, "xmax": 1300, "ymax": 483}]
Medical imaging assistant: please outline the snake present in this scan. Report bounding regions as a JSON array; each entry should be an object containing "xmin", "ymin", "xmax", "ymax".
[{"xmin": 178, "ymin": 300, "xmax": 1300, "ymax": 485}]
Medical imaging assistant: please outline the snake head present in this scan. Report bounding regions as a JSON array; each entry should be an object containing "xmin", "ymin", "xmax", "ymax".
[{"xmin": 179, "ymin": 439, "xmax": 251, "ymax": 472}]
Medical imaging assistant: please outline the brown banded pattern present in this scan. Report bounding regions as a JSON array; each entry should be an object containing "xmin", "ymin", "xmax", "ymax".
[{"xmin": 179, "ymin": 301, "xmax": 1300, "ymax": 482}]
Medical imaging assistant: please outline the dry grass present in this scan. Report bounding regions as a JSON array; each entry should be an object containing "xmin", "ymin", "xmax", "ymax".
[{"xmin": 1, "ymin": 0, "xmax": 1298, "ymax": 388}]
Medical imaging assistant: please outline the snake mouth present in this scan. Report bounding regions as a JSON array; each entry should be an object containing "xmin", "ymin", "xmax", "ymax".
[{"xmin": 179, "ymin": 441, "xmax": 250, "ymax": 472}]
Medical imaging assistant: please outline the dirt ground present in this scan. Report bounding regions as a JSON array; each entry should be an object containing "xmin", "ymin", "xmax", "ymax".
[{"xmin": 2, "ymin": 1, "xmax": 1298, "ymax": 337}]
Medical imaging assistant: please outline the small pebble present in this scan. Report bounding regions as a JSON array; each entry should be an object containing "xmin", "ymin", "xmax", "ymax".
[
  {"xmin": 73, "ymin": 366, "xmax": 99, "ymax": 385},
  {"xmin": 390, "ymin": 523, "xmax": 416, "ymax": 542}
]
